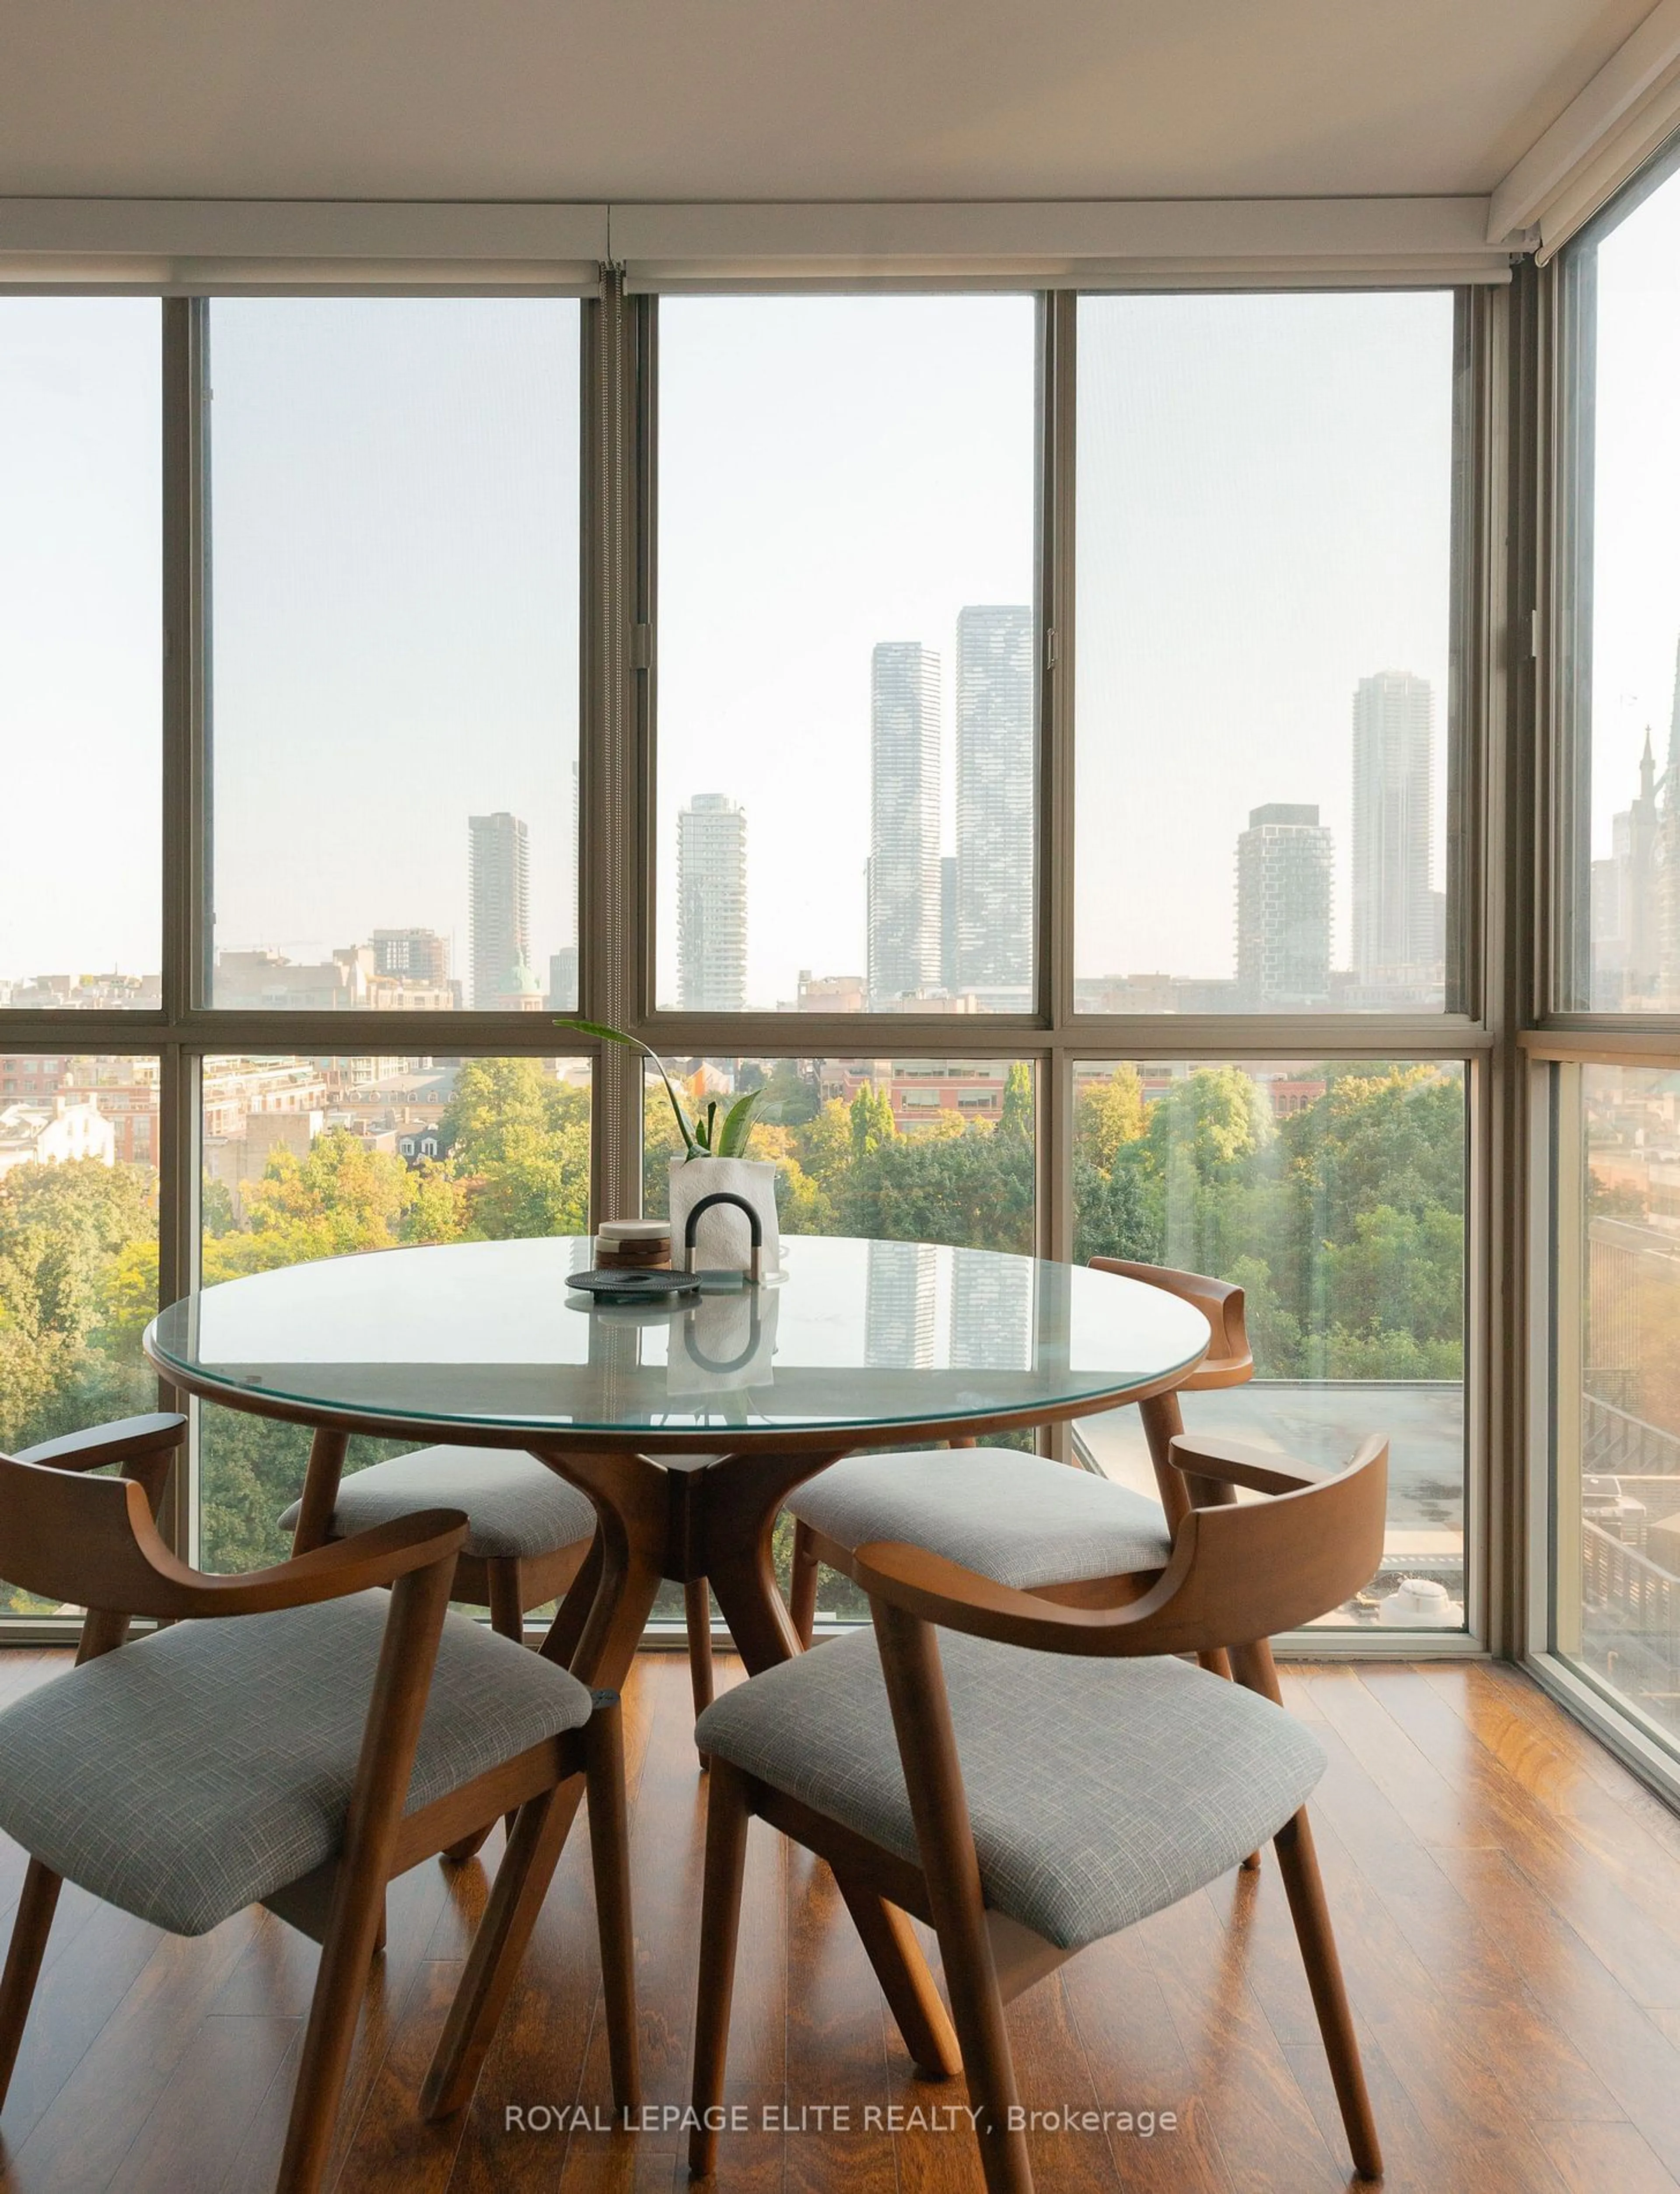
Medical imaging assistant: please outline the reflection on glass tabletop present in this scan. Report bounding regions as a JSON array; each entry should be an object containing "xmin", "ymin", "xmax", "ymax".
[{"xmin": 144, "ymin": 1235, "xmax": 1209, "ymax": 1446}]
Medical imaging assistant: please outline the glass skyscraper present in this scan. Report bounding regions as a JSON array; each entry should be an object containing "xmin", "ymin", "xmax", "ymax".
[
  {"xmin": 467, "ymin": 810, "xmax": 531, "ymax": 1009},
  {"xmin": 867, "ymin": 641, "xmax": 942, "ymax": 1007},
  {"xmin": 955, "ymin": 604, "xmax": 1034, "ymax": 1004},
  {"xmin": 677, "ymin": 793, "xmax": 747, "ymax": 1011},
  {"xmin": 1351, "ymin": 669, "xmax": 1436, "ymax": 992}
]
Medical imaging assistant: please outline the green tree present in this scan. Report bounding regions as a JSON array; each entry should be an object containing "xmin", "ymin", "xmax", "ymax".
[
  {"xmin": 1068, "ymin": 1062, "xmax": 1466, "ymax": 1386},
  {"xmin": 1074, "ymin": 1066, "xmax": 1146, "ymax": 1174},
  {"xmin": 841, "ymin": 1123, "xmax": 1034, "ymax": 1254},
  {"xmin": 756, "ymin": 1058, "xmax": 821, "ymax": 1127},
  {"xmin": 849, "ymin": 1084, "xmax": 897, "ymax": 1159},
  {"xmin": 443, "ymin": 1058, "xmax": 590, "ymax": 1238},
  {"xmin": 202, "ymin": 1129, "xmax": 419, "ymax": 1279},
  {"xmin": 1000, "ymin": 1062, "xmax": 1035, "ymax": 1143},
  {"xmin": 0, "ymin": 1159, "xmax": 157, "ymax": 1455},
  {"xmin": 792, "ymin": 1099, "xmax": 855, "ymax": 1201}
]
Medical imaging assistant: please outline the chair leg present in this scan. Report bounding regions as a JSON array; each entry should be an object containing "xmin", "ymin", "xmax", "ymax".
[
  {"xmin": 1274, "ymin": 1808, "xmax": 1382, "ymax": 2181},
  {"xmin": 0, "ymin": 1859, "xmax": 61, "ymax": 2109},
  {"xmin": 875, "ymin": 1603, "xmax": 1031, "ymax": 2193},
  {"xmin": 491, "ymin": 1560, "xmax": 529, "ymax": 1837},
  {"xmin": 442, "ymin": 1562, "xmax": 528, "ymax": 1863},
  {"xmin": 833, "ymin": 1875, "xmax": 960, "ymax": 2078},
  {"xmin": 685, "ymin": 1577, "xmax": 716, "ymax": 1750},
  {"xmin": 1224, "ymin": 1643, "xmax": 1282, "ymax": 1875},
  {"xmin": 688, "ymin": 1759, "xmax": 751, "ymax": 2179},
  {"xmin": 424, "ymin": 1779, "xmax": 583, "ymax": 2121},
  {"xmin": 488, "ymin": 1559, "xmax": 527, "ymax": 1647},
  {"xmin": 278, "ymin": 1556, "xmax": 456, "ymax": 2194},
  {"xmin": 585, "ymin": 1694, "xmax": 640, "ymax": 2115},
  {"xmin": 277, "ymin": 1856, "xmax": 391, "ymax": 2194},
  {"xmin": 788, "ymin": 1521, "xmax": 820, "ymax": 1649}
]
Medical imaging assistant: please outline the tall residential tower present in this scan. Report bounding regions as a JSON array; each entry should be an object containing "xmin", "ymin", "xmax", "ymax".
[
  {"xmin": 468, "ymin": 811, "xmax": 530, "ymax": 1009},
  {"xmin": 678, "ymin": 793, "xmax": 748, "ymax": 1010},
  {"xmin": 955, "ymin": 604, "xmax": 1033, "ymax": 1002},
  {"xmin": 1236, "ymin": 803, "xmax": 1332, "ymax": 1008},
  {"xmin": 1351, "ymin": 670, "xmax": 1436, "ymax": 995},
  {"xmin": 867, "ymin": 641, "xmax": 942, "ymax": 1006}
]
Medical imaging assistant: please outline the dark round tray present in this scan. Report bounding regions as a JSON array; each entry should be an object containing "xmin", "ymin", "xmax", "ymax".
[{"xmin": 564, "ymin": 1267, "xmax": 702, "ymax": 1305}]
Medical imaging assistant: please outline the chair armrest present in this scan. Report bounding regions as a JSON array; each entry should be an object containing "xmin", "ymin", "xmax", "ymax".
[
  {"xmin": 0, "ymin": 1444, "xmax": 469, "ymax": 1624},
  {"xmin": 148, "ymin": 1508, "xmax": 473, "ymax": 1617},
  {"xmin": 1168, "ymin": 1433, "xmax": 1333, "ymax": 1497},
  {"xmin": 853, "ymin": 1538, "xmax": 1145, "ymax": 1653},
  {"xmin": 14, "ymin": 1413, "xmax": 187, "ymax": 1473},
  {"xmin": 854, "ymin": 1431, "xmax": 1388, "ymax": 1657}
]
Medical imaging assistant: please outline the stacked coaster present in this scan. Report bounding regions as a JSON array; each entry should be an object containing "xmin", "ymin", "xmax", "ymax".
[{"xmin": 595, "ymin": 1218, "xmax": 673, "ymax": 1271}]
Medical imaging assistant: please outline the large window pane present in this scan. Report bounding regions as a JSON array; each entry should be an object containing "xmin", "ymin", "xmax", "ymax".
[
  {"xmin": 1562, "ymin": 149, "xmax": 1680, "ymax": 1010},
  {"xmin": 1074, "ymin": 293, "xmax": 1456, "ymax": 1013},
  {"xmin": 206, "ymin": 300, "xmax": 581, "ymax": 1012},
  {"xmin": 1555, "ymin": 1063, "xmax": 1680, "ymax": 1739},
  {"xmin": 0, "ymin": 301, "xmax": 160, "ymax": 1007},
  {"xmin": 198, "ymin": 1054, "xmax": 589, "ymax": 1572},
  {"xmin": 1072, "ymin": 1058, "xmax": 1466, "ymax": 1629},
  {"xmin": 0, "ymin": 1054, "xmax": 159, "ymax": 1614},
  {"xmin": 656, "ymin": 298, "xmax": 1037, "ymax": 1013}
]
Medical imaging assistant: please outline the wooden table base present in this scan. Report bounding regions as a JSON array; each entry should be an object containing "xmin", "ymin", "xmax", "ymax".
[{"xmin": 531, "ymin": 1441, "xmax": 962, "ymax": 2080}]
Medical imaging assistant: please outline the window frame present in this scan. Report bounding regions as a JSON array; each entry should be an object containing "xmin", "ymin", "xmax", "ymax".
[
  {"xmin": 0, "ymin": 279, "xmax": 1505, "ymax": 1660},
  {"xmin": 1525, "ymin": 122, "xmax": 1680, "ymax": 1801}
]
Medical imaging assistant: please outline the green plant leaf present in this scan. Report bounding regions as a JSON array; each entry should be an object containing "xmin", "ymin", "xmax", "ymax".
[
  {"xmin": 552, "ymin": 1015, "xmax": 636, "ymax": 1048},
  {"xmin": 553, "ymin": 1016, "xmax": 696, "ymax": 1156},
  {"xmin": 717, "ymin": 1089, "xmax": 761, "ymax": 1157}
]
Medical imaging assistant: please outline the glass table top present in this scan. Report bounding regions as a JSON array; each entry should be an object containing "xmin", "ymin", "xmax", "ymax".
[{"xmin": 144, "ymin": 1235, "xmax": 1209, "ymax": 1445}]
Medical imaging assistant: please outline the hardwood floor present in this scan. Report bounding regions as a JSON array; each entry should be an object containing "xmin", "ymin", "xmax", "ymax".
[{"xmin": 6, "ymin": 1648, "xmax": 1680, "ymax": 2191}]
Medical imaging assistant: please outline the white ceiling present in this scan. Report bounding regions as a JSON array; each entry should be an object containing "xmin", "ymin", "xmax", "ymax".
[{"xmin": 0, "ymin": 0, "xmax": 1661, "ymax": 203}]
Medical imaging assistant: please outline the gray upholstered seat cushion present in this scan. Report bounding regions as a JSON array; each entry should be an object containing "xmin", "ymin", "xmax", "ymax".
[
  {"xmin": 0, "ymin": 1594, "xmax": 594, "ymax": 1937},
  {"xmin": 278, "ymin": 1446, "xmax": 595, "ymax": 1561},
  {"xmin": 695, "ymin": 1629, "xmax": 1323, "ymax": 1950},
  {"xmin": 785, "ymin": 1451, "xmax": 1171, "ymax": 1588}
]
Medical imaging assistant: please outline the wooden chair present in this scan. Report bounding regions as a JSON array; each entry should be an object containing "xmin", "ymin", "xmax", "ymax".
[
  {"xmin": 0, "ymin": 1414, "xmax": 639, "ymax": 2194},
  {"xmin": 787, "ymin": 1260, "xmax": 1253, "ymax": 1654},
  {"xmin": 279, "ymin": 1440, "xmax": 717, "ymax": 1840},
  {"xmin": 690, "ymin": 1428, "xmax": 1388, "ymax": 2193}
]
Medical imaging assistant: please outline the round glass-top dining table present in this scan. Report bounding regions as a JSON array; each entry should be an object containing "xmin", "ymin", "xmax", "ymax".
[{"xmin": 144, "ymin": 1233, "xmax": 1210, "ymax": 2075}]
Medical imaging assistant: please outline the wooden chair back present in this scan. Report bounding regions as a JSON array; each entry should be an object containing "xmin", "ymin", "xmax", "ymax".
[
  {"xmin": 854, "ymin": 1432, "xmax": 1388, "ymax": 1661},
  {"xmin": 0, "ymin": 1424, "xmax": 469, "ymax": 1632},
  {"xmin": 1087, "ymin": 1258, "xmax": 1252, "ymax": 1390}
]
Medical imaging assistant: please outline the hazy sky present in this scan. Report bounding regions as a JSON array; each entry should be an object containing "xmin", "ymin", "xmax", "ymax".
[
  {"xmin": 1075, "ymin": 289, "xmax": 1453, "ymax": 983},
  {"xmin": 208, "ymin": 298, "xmax": 580, "ymax": 984},
  {"xmin": 0, "ymin": 296, "xmax": 161, "ymax": 977},
  {"xmin": 1588, "ymin": 159, "xmax": 1680, "ymax": 856}
]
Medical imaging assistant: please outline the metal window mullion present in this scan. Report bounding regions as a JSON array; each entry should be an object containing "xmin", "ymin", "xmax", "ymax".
[
  {"xmin": 157, "ymin": 295, "xmax": 209, "ymax": 1559},
  {"xmin": 580, "ymin": 272, "xmax": 641, "ymax": 1220},
  {"xmin": 1041, "ymin": 291, "xmax": 1076, "ymax": 1269}
]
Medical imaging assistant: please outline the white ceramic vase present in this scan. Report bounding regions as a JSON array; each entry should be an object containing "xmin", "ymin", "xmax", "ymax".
[{"xmin": 668, "ymin": 1155, "xmax": 781, "ymax": 1276}]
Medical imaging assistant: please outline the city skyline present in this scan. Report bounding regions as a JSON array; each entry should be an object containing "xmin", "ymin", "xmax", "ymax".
[{"xmin": 6, "ymin": 293, "xmax": 1460, "ymax": 1013}]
